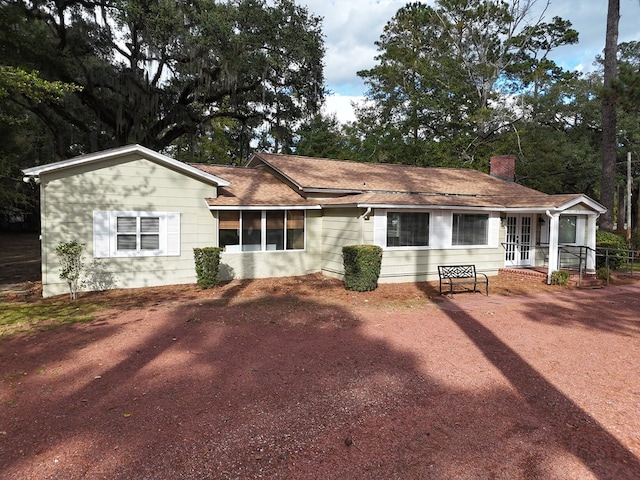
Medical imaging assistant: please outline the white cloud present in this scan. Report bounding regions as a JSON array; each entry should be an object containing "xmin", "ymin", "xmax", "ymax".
[
  {"xmin": 301, "ymin": 0, "xmax": 408, "ymax": 94},
  {"xmin": 322, "ymin": 94, "xmax": 365, "ymax": 124},
  {"xmin": 540, "ymin": 0, "xmax": 640, "ymax": 72},
  {"xmin": 300, "ymin": 0, "xmax": 640, "ymax": 123}
]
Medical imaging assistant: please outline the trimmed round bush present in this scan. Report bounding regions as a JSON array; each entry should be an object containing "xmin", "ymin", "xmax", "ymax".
[
  {"xmin": 193, "ymin": 247, "xmax": 223, "ymax": 289},
  {"xmin": 342, "ymin": 245, "xmax": 383, "ymax": 292}
]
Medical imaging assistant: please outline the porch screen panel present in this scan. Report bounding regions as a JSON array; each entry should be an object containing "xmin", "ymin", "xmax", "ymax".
[{"xmin": 559, "ymin": 215, "xmax": 577, "ymax": 243}]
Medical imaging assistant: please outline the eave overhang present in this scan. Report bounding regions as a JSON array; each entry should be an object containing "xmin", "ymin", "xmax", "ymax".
[{"xmin": 22, "ymin": 144, "xmax": 231, "ymax": 187}]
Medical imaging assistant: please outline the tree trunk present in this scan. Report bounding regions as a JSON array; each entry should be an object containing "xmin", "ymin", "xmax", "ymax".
[
  {"xmin": 600, "ymin": 0, "xmax": 620, "ymax": 231},
  {"xmin": 617, "ymin": 184, "xmax": 625, "ymax": 230},
  {"xmin": 635, "ymin": 183, "xmax": 640, "ymax": 247}
]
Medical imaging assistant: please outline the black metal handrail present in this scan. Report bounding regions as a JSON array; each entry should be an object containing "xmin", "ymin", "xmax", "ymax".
[
  {"xmin": 502, "ymin": 243, "xmax": 595, "ymax": 287},
  {"xmin": 595, "ymin": 246, "xmax": 639, "ymax": 284},
  {"xmin": 503, "ymin": 242, "xmax": 638, "ymax": 286}
]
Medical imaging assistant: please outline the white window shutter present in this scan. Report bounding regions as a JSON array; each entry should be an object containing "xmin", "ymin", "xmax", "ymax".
[
  {"xmin": 373, "ymin": 209, "xmax": 386, "ymax": 247},
  {"xmin": 489, "ymin": 214, "xmax": 500, "ymax": 248},
  {"xmin": 430, "ymin": 212, "xmax": 449, "ymax": 249},
  {"xmin": 93, "ymin": 211, "xmax": 111, "ymax": 258},
  {"xmin": 166, "ymin": 212, "xmax": 181, "ymax": 256}
]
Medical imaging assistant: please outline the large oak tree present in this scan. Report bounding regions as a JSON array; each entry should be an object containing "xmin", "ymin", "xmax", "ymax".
[{"xmin": 0, "ymin": 0, "xmax": 325, "ymax": 160}]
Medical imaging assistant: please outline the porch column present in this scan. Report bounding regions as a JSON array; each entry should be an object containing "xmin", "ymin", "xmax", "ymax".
[
  {"xmin": 546, "ymin": 211, "xmax": 560, "ymax": 284},
  {"xmin": 586, "ymin": 214, "xmax": 598, "ymax": 272}
]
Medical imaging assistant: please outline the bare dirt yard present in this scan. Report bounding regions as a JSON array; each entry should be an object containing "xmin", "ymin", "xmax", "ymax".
[{"xmin": 1, "ymin": 234, "xmax": 640, "ymax": 479}]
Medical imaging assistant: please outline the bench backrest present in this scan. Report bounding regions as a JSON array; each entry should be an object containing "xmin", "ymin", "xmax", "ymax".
[{"xmin": 438, "ymin": 265, "xmax": 476, "ymax": 278}]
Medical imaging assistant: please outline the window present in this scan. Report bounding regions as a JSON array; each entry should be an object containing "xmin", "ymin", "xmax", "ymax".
[
  {"xmin": 558, "ymin": 215, "xmax": 577, "ymax": 243},
  {"xmin": 218, "ymin": 210, "xmax": 305, "ymax": 252},
  {"xmin": 286, "ymin": 211, "xmax": 305, "ymax": 250},
  {"xmin": 219, "ymin": 211, "xmax": 240, "ymax": 247},
  {"xmin": 386, "ymin": 212, "xmax": 429, "ymax": 247},
  {"xmin": 452, "ymin": 213, "xmax": 489, "ymax": 246},
  {"xmin": 116, "ymin": 216, "xmax": 160, "ymax": 251},
  {"xmin": 266, "ymin": 211, "xmax": 285, "ymax": 250},
  {"xmin": 93, "ymin": 211, "xmax": 180, "ymax": 258},
  {"xmin": 242, "ymin": 211, "xmax": 262, "ymax": 251}
]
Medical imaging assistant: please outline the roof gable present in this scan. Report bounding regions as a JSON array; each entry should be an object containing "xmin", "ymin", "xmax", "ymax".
[
  {"xmin": 552, "ymin": 195, "xmax": 606, "ymax": 213},
  {"xmin": 22, "ymin": 144, "xmax": 230, "ymax": 187},
  {"xmin": 191, "ymin": 164, "xmax": 317, "ymax": 208}
]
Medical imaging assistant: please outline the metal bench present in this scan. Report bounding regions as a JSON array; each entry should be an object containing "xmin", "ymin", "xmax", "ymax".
[{"xmin": 438, "ymin": 265, "xmax": 489, "ymax": 297}]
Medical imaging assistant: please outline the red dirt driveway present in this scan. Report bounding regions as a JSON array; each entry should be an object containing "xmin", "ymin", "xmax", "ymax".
[{"xmin": 1, "ymin": 270, "xmax": 640, "ymax": 478}]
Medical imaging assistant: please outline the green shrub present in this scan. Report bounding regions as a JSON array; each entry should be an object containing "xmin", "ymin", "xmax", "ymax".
[
  {"xmin": 550, "ymin": 270, "xmax": 569, "ymax": 286},
  {"xmin": 596, "ymin": 230, "xmax": 627, "ymax": 270},
  {"xmin": 596, "ymin": 267, "xmax": 610, "ymax": 281},
  {"xmin": 193, "ymin": 247, "xmax": 222, "ymax": 289},
  {"xmin": 342, "ymin": 245, "xmax": 383, "ymax": 292},
  {"xmin": 55, "ymin": 240, "xmax": 85, "ymax": 300}
]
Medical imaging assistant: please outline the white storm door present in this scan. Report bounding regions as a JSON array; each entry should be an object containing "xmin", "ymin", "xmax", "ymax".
[{"xmin": 505, "ymin": 215, "xmax": 532, "ymax": 267}]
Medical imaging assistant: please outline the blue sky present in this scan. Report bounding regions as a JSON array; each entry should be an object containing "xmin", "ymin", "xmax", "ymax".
[{"xmin": 298, "ymin": 0, "xmax": 640, "ymax": 122}]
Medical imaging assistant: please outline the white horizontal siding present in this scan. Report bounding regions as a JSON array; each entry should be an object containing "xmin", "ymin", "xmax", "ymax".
[
  {"xmin": 321, "ymin": 208, "xmax": 362, "ymax": 277},
  {"xmin": 219, "ymin": 251, "xmax": 311, "ymax": 280},
  {"xmin": 40, "ymin": 156, "xmax": 217, "ymax": 297},
  {"xmin": 378, "ymin": 248, "xmax": 504, "ymax": 284}
]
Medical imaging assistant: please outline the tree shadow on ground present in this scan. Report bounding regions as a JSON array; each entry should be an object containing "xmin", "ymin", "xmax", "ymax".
[
  {"xmin": 516, "ymin": 283, "xmax": 640, "ymax": 335},
  {"xmin": 3, "ymin": 287, "xmax": 640, "ymax": 478},
  {"xmin": 427, "ymin": 284, "xmax": 640, "ymax": 479}
]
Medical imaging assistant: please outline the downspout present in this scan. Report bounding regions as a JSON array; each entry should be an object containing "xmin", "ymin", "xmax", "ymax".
[
  {"xmin": 359, "ymin": 207, "xmax": 372, "ymax": 220},
  {"xmin": 359, "ymin": 207, "xmax": 372, "ymax": 244}
]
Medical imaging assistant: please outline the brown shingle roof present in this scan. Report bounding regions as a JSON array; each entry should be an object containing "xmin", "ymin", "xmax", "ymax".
[
  {"xmin": 191, "ymin": 164, "xmax": 314, "ymax": 207},
  {"xmin": 193, "ymin": 154, "xmax": 604, "ymax": 213},
  {"xmin": 251, "ymin": 152, "xmax": 543, "ymax": 198}
]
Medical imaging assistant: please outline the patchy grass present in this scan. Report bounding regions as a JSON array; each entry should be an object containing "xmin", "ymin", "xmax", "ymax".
[{"xmin": 0, "ymin": 300, "xmax": 104, "ymax": 338}]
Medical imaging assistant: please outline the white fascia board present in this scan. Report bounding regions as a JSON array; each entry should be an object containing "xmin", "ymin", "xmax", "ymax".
[
  {"xmin": 210, "ymin": 205, "xmax": 322, "ymax": 211},
  {"xmin": 356, "ymin": 204, "xmax": 503, "ymax": 211},
  {"xmin": 356, "ymin": 202, "xmax": 603, "ymax": 214},
  {"xmin": 555, "ymin": 195, "xmax": 607, "ymax": 214},
  {"xmin": 496, "ymin": 207, "xmax": 550, "ymax": 213},
  {"xmin": 303, "ymin": 188, "xmax": 364, "ymax": 195},
  {"xmin": 22, "ymin": 144, "xmax": 231, "ymax": 187}
]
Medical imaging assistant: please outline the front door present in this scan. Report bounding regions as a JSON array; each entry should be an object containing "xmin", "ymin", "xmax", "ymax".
[{"xmin": 505, "ymin": 215, "xmax": 532, "ymax": 267}]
